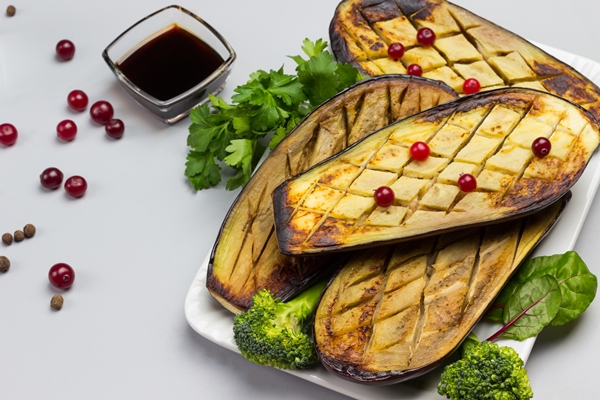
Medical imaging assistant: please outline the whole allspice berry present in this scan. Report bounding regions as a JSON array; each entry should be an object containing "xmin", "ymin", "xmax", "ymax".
[
  {"xmin": 50, "ymin": 294, "xmax": 64, "ymax": 310},
  {"xmin": 6, "ymin": 5, "xmax": 16, "ymax": 17},
  {"xmin": 2, "ymin": 233, "xmax": 12, "ymax": 245},
  {"xmin": 0, "ymin": 255, "xmax": 10, "ymax": 273},
  {"xmin": 13, "ymin": 230, "xmax": 25, "ymax": 242},
  {"xmin": 23, "ymin": 224, "xmax": 36, "ymax": 238}
]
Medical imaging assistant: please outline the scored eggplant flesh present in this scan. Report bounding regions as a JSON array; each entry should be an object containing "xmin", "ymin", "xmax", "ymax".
[
  {"xmin": 314, "ymin": 195, "xmax": 568, "ymax": 384},
  {"xmin": 329, "ymin": 0, "xmax": 600, "ymax": 121},
  {"xmin": 272, "ymin": 88, "xmax": 599, "ymax": 255},
  {"xmin": 206, "ymin": 76, "xmax": 458, "ymax": 313}
]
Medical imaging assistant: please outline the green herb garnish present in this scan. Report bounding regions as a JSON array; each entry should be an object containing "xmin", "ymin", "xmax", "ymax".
[
  {"xmin": 486, "ymin": 250, "xmax": 597, "ymax": 341},
  {"xmin": 185, "ymin": 38, "xmax": 362, "ymax": 191}
]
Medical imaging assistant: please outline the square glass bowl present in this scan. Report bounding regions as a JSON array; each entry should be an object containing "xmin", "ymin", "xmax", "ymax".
[{"xmin": 102, "ymin": 5, "xmax": 236, "ymax": 124}]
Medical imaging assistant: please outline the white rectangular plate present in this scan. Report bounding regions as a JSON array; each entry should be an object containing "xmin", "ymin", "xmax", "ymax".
[{"xmin": 184, "ymin": 43, "xmax": 600, "ymax": 400}]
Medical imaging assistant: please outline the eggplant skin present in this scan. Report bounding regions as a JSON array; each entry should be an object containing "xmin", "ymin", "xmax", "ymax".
[
  {"xmin": 330, "ymin": 0, "xmax": 600, "ymax": 121},
  {"xmin": 206, "ymin": 75, "xmax": 458, "ymax": 313},
  {"xmin": 314, "ymin": 195, "xmax": 569, "ymax": 384},
  {"xmin": 273, "ymin": 88, "xmax": 600, "ymax": 256}
]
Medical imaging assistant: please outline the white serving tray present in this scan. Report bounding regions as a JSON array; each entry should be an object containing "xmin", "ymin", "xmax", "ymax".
[{"xmin": 185, "ymin": 43, "xmax": 600, "ymax": 399}]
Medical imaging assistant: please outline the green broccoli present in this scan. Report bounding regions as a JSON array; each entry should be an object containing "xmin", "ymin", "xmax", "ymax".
[
  {"xmin": 438, "ymin": 338, "xmax": 533, "ymax": 400},
  {"xmin": 232, "ymin": 281, "xmax": 326, "ymax": 369}
]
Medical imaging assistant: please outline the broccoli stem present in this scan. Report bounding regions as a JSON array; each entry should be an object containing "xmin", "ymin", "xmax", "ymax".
[
  {"xmin": 278, "ymin": 280, "xmax": 327, "ymax": 327},
  {"xmin": 233, "ymin": 279, "xmax": 328, "ymax": 369}
]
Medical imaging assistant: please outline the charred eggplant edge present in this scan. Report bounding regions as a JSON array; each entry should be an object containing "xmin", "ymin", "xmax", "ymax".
[
  {"xmin": 206, "ymin": 75, "xmax": 458, "ymax": 313},
  {"xmin": 272, "ymin": 87, "xmax": 599, "ymax": 256},
  {"xmin": 313, "ymin": 192, "xmax": 571, "ymax": 384}
]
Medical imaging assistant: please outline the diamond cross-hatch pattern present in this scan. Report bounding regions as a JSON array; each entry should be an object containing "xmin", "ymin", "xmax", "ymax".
[
  {"xmin": 273, "ymin": 89, "xmax": 599, "ymax": 255},
  {"xmin": 330, "ymin": 0, "xmax": 600, "ymax": 120}
]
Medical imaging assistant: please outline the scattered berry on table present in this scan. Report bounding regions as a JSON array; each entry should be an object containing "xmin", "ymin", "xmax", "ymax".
[
  {"xmin": 56, "ymin": 119, "xmax": 78, "ymax": 141},
  {"xmin": 56, "ymin": 39, "xmax": 75, "ymax": 61},
  {"xmin": 105, "ymin": 118, "xmax": 125, "ymax": 139},
  {"xmin": 0, "ymin": 123, "xmax": 18, "ymax": 146},
  {"xmin": 67, "ymin": 90, "xmax": 89, "ymax": 112},
  {"xmin": 64, "ymin": 175, "xmax": 87, "ymax": 198},
  {"xmin": 90, "ymin": 101, "xmax": 114, "ymax": 125},
  {"xmin": 49, "ymin": 263, "xmax": 75, "ymax": 289},
  {"xmin": 40, "ymin": 167, "xmax": 64, "ymax": 190}
]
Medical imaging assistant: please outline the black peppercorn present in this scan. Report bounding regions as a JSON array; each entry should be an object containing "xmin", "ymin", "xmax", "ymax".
[
  {"xmin": 23, "ymin": 224, "xmax": 36, "ymax": 238},
  {"xmin": 2, "ymin": 233, "xmax": 12, "ymax": 245},
  {"xmin": 13, "ymin": 230, "xmax": 25, "ymax": 242},
  {"xmin": 0, "ymin": 256, "xmax": 10, "ymax": 273}
]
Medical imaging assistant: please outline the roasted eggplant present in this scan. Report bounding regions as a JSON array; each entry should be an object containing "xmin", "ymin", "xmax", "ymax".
[
  {"xmin": 314, "ymin": 195, "xmax": 568, "ymax": 384},
  {"xmin": 330, "ymin": 0, "xmax": 600, "ymax": 120},
  {"xmin": 207, "ymin": 76, "xmax": 458, "ymax": 313},
  {"xmin": 272, "ymin": 88, "xmax": 599, "ymax": 255}
]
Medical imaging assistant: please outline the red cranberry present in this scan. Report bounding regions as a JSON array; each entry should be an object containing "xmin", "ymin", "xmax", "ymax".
[
  {"xmin": 374, "ymin": 186, "xmax": 395, "ymax": 207},
  {"xmin": 40, "ymin": 167, "xmax": 64, "ymax": 190},
  {"xmin": 105, "ymin": 119, "xmax": 125, "ymax": 139},
  {"xmin": 90, "ymin": 101, "xmax": 114, "ymax": 125},
  {"xmin": 417, "ymin": 28, "xmax": 436, "ymax": 46},
  {"xmin": 67, "ymin": 90, "xmax": 89, "ymax": 112},
  {"xmin": 56, "ymin": 40, "xmax": 75, "ymax": 61},
  {"xmin": 532, "ymin": 137, "xmax": 552, "ymax": 158},
  {"xmin": 407, "ymin": 64, "xmax": 423, "ymax": 77},
  {"xmin": 64, "ymin": 176, "xmax": 87, "ymax": 198},
  {"xmin": 387, "ymin": 42, "xmax": 405, "ymax": 60},
  {"xmin": 410, "ymin": 141, "xmax": 430, "ymax": 161},
  {"xmin": 0, "ymin": 123, "xmax": 18, "ymax": 146},
  {"xmin": 48, "ymin": 263, "xmax": 75, "ymax": 289},
  {"xmin": 56, "ymin": 119, "xmax": 78, "ymax": 141},
  {"xmin": 463, "ymin": 78, "xmax": 481, "ymax": 95},
  {"xmin": 458, "ymin": 173, "xmax": 477, "ymax": 192}
]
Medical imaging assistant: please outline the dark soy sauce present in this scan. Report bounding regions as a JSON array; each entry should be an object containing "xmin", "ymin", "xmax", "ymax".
[{"xmin": 118, "ymin": 24, "xmax": 224, "ymax": 101}]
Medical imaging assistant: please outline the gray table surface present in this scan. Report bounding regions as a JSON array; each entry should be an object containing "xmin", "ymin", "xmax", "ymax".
[{"xmin": 1, "ymin": 1, "xmax": 599, "ymax": 399}]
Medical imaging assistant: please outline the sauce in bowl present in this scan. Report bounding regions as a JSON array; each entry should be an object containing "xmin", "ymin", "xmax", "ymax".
[
  {"xmin": 118, "ymin": 24, "xmax": 224, "ymax": 101},
  {"xmin": 102, "ymin": 5, "xmax": 236, "ymax": 124}
]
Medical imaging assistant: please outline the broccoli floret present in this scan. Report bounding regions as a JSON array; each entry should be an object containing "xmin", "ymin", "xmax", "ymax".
[
  {"xmin": 232, "ymin": 281, "xmax": 325, "ymax": 369},
  {"xmin": 438, "ymin": 339, "xmax": 533, "ymax": 400}
]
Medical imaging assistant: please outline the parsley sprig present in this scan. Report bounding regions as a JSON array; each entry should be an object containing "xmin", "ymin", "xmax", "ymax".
[{"xmin": 185, "ymin": 38, "xmax": 362, "ymax": 191}]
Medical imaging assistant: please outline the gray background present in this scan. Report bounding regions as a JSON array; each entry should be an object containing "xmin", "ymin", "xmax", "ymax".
[{"xmin": 1, "ymin": 1, "xmax": 599, "ymax": 399}]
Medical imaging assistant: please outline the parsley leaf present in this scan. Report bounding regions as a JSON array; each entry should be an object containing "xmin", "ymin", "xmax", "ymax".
[
  {"xmin": 300, "ymin": 38, "xmax": 329, "ymax": 58},
  {"xmin": 185, "ymin": 150, "xmax": 222, "ymax": 190},
  {"xmin": 224, "ymin": 139, "xmax": 266, "ymax": 189},
  {"xmin": 185, "ymin": 38, "xmax": 362, "ymax": 190},
  {"xmin": 295, "ymin": 51, "xmax": 340, "ymax": 107}
]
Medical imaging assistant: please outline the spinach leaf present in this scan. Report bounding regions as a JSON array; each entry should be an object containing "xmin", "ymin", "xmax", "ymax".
[
  {"xmin": 488, "ymin": 275, "xmax": 561, "ymax": 341},
  {"xmin": 541, "ymin": 251, "xmax": 597, "ymax": 326},
  {"xmin": 488, "ymin": 251, "xmax": 597, "ymax": 326}
]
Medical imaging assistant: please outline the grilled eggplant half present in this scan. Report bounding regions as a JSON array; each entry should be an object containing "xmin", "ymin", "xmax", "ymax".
[
  {"xmin": 207, "ymin": 75, "xmax": 458, "ymax": 313},
  {"xmin": 314, "ymin": 195, "xmax": 568, "ymax": 384},
  {"xmin": 273, "ymin": 88, "xmax": 599, "ymax": 255},
  {"xmin": 330, "ymin": 0, "xmax": 600, "ymax": 121}
]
